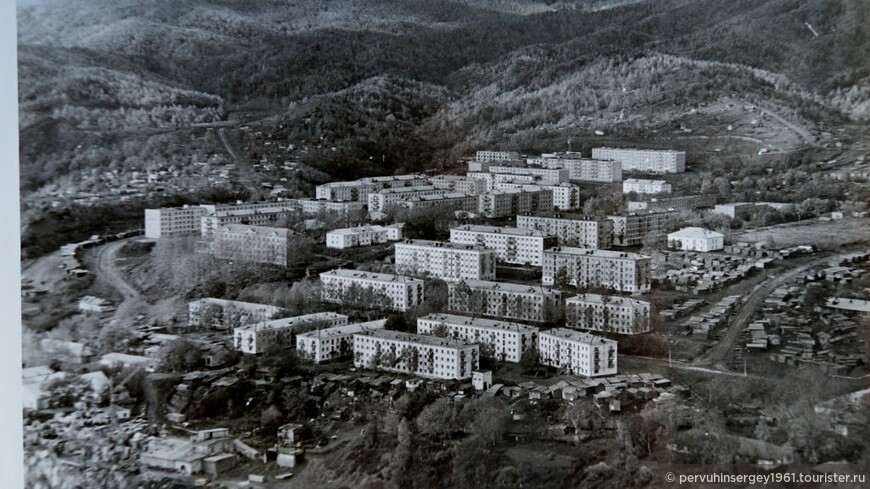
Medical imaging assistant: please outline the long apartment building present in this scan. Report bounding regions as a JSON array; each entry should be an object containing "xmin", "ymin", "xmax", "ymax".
[
  {"xmin": 326, "ymin": 224, "xmax": 403, "ymax": 249},
  {"xmin": 417, "ymin": 313, "xmax": 539, "ymax": 363},
  {"xmin": 188, "ymin": 298, "xmax": 285, "ymax": 330},
  {"xmin": 474, "ymin": 150, "xmax": 520, "ymax": 162},
  {"xmin": 296, "ymin": 319, "xmax": 387, "ymax": 363},
  {"xmin": 394, "ymin": 240, "xmax": 497, "ymax": 281},
  {"xmin": 202, "ymin": 207, "xmax": 297, "ymax": 239},
  {"xmin": 213, "ymin": 224, "xmax": 294, "ymax": 267},
  {"xmin": 447, "ymin": 279, "xmax": 563, "ymax": 323},
  {"xmin": 320, "ymin": 269, "xmax": 425, "ymax": 311},
  {"xmin": 626, "ymin": 194, "xmax": 715, "ymax": 213},
  {"xmin": 528, "ymin": 153, "xmax": 623, "ymax": 183},
  {"xmin": 430, "ymin": 175, "xmax": 487, "ymax": 195},
  {"xmin": 565, "ymin": 294, "xmax": 652, "ymax": 335},
  {"xmin": 362, "ymin": 173, "xmax": 431, "ymax": 190},
  {"xmin": 399, "ymin": 192, "xmax": 480, "ymax": 214},
  {"xmin": 353, "ymin": 330, "xmax": 479, "ymax": 380},
  {"xmin": 494, "ymin": 182, "xmax": 581, "ymax": 211},
  {"xmin": 487, "ymin": 166, "xmax": 570, "ymax": 186},
  {"xmin": 607, "ymin": 211, "xmax": 679, "ymax": 247},
  {"xmin": 315, "ymin": 181, "xmax": 376, "ymax": 202},
  {"xmin": 450, "ymin": 225, "xmax": 557, "ymax": 266},
  {"xmin": 622, "ymin": 179, "xmax": 672, "ymax": 195},
  {"xmin": 367, "ymin": 186, "xmax": 443, "ymax": 213},
  {"xmin": 298, "ymin": 198, "xmax": 365, "ymax": 217},
  {"xmin": 476, "ymin": 188, "xmax": 554, "ymax": 219},
  {"xmin": 542, "ymin": 247, "xmax": 651, "ymax": 293},
  {"xmin": 538, "ymin": 328, "xmax": 617, "ymax": 377},
  {"xmin": 516, "ymin": 214, "xmax": 613, "ymax": 250},
  {"xmin": 468, "ymin": 171, "xmax": 535, "ymax": 191},
  {"xmin": 591, "ymin": 147, "xmax": 686, "ymax": 173},
  {"xmin": 145, "ymin": 205, "xmax": 210, "ymax": 238},
  {"xmin": 233, "ymin": 312, "xmax": 349, "ymax": 354}
]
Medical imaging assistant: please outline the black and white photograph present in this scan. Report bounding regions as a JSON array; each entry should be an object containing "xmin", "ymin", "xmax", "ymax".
[{"xmin": 10, "ymin": 1, "xmax": 870, "ymax": 488}]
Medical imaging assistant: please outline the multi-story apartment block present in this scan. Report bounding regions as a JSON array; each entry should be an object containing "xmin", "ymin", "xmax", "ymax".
[
  {"xmin": 298, "ymin": 198, "xmax": 365, "ymax": 217},
  {"xmin": 516, "ymin": 214, "xmax": 613, "ymax": 249},
  {"xmin": 315, "ymin": 181, "xmax": 376, "ymax": 202},
  {"xmin": 326, "ymin": 224, "xmax": 403, "ymax": 249},
  {"xmin": 450, "ymin": 225, "xmax": 557, "ymax": 266},
  {"xmin": 591, "ymin": 147, "xmax": 686, "ymax": 173},
  {"xmin": 296, "ymin": 319, "xmax": 387, "ymax": 363},
  {"xmin": 494, "ymin": 182, "xmax": 581, "ymax": 211},
  {"xmin": 711, "ymin": 202, "xmax": 797, "ymax": 219},
  {"xmin": 213, "ymin": 224, "xmax": 293, "ymax": 266},
  {"xmin": 417, "ymin": 313, "xmax": 539, "ymax": 363},
  {"xmin": 233, "ymin": 312, "xmax": 349, "ymax": 354},
  {"xmin": 476, "ymin": 188, "xmax": 554, "ymax": 219},
  {"xmin": 320, "ymin": 269, "xmax": 425, "ymax": 311},
  {"xmin": 528, "ymin": 153, "xmax": 623, "ymax": 183},
  {"xmin": 467, "ymin": 171, "xmax": 536, "ymax": 192},
  {"xmin": 361, "ymin": 173, "xmax": 431, "ymax": 190},
  {"xmin": 541, "ymin": 247, "xmax": 651, "ymax": 293},
  {"xmin": 626, "ymin": 194, "xmax": 715, "ymax": 213},
  {"xmin": 607, "ymin": 211, "xmax": 679, "ymax": 247},
  {"xmin": 538, "ymin": 328, "xmax": 617, "ymax": 377},
  {"xmin": 565, "ymin": 294, "xmax": 651, "ymax": 335},
  {"xmin": 474, "ymin": 150, "xmax": 520, "ymax": 162},
  {"xmin": 467, "ymin": 159, "xmax": 525, "ymax": 173},
  {"xmin": 145, "ymin": 205, "xmax": 209, "ymax": 238},
  {"xmin": 487, "ymin": 166, "xmax": 570, "ymax": 186},
  {"xmin": 447, "ymin": 279, "xmax": 563, "ymax": 323},
  {"xmin": 399, "ymin": 192, "xmax": 480, "ymax": 214},
  {"xmin": 201, "ymin": 205, "xmax": 298, "ymax": 239},
  {"xmin": 394, "ymin": 240, "xmax": 497, "ymax": 281},
  {"xmin": 622, "ymin": 179, "xmax": 672, "ymax": 195},
  {"xmin": 188, "ymin": 298, "xmax": 285, "ymax": 330},
  {"xmin": 667, "ymin": 227, "xmax": 725, "ymax": 252},
  {"xmin": 430, "ymin": 175, "xmax": 487, "ymax": 195},
  {"xmin": 353, "ymin": 330, "xmax": 479, "ymax": 380},
  {"xmin": 367, "ymin": 186, "xmax": 442, "ymax": 213}
]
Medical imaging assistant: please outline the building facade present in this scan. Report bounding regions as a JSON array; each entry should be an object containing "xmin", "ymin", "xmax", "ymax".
[
  {"xmin": 474, "ymin": 150, "xmax": 520, "ymax": 162},
  {"xmin": 394, "ymin": 240, "xmax": 498, "ymax": 281},
  {"xmin": 353, "ymin": 330, "xmax": 479, "ymax": 380},
  {"xmin": 315, "ymin": 181, "xmax": 376, "ymax": 202},
  {"xmin": 516, "ymin": 214, "xmax": 613, "ymax": 249},
  {"xmin": 326, "ymin": 224, "xmax": 403, "ymax": 249},
  {"xmin": 320, "ymin": 269, "xmax": 425, "ymax": 311},
  {"xmin": 233, "ymin": 312, "xmax": 349, "ymax": 354},
  {"xmin": 541, "ymin": 247, "xmax": 651, "ymax": 293},
  {"xmin": 296, "ymin": 319, "xmax": 387, "ymax": 363},
  {"xmin": 188, "ymin": 298, "xmax": 285, "ymax": 329},
  {"xmin": 591, "ymin": 147, "xmax": 686, "ymax": 173},
  {"xmin": 622, "ymin": 179, "xmax": 672, "ymax": 195},
  {"xmin": 494, "ymin": 182, "xmax": 581, "ymax": 211},
  {"xmin": 145, "ymin": 206, "xmax": 209, "ymax": 238},
  {"xmin": 538, "ymin": 328, "xmax": 618, "ymax": 377},
  {"xmin": 213, "ymin": 224, "xmax": 293, "ymax": 266},
  {"xmin": 417, "ymin": 313, "xmax": 539, "ymax": 363},
  {"xmin": 361, "ymin": 173, "xmax": 431, "ymax": 190},
  {"xmin": 298, "ymin": 199, "xmax": 365, "ymax": 217},
  {"xmin": 527, "ymin": 154, "xmax": 623, "ymax": 183},
  {"xmin": 202, "ymin": 206, "xmax": 298, "ymax": 239},
  {"xmin": 667, "ymin": 227, "xmax": 725, "ymax": 252},
  {"xmin": 447, "ymin": 279, "xmax": 563, "ymax": 323},
  {"xmin": 565, "ymin": 294, "xmax": 651, "ymax": 334},
  {"xmin": 626, "ymin": 194, "xmax": 715, "ymax": 213},
  {"xmin": 476, "ymin": 188, "xmax": 554, "ymax": 218},
  {"xmin": 367, "ymin": 186, "xmax": 442, "ymax": 213},
  {"xmin": 607, "ymin": 211, "xmax": 679, "ymax": 247},
  {"xmin": 486, "ymin": 166, "xmax": 570, "ymax": 186},
  {"xmin": 430, "ymin": 175, "xmax": 487, "ymax": 195},
  {"xmin": 449, "ymin": 225, "xmax": 557, "ymax": 266},
  {"xmin": 399, "ymin": 192, "xmax": 480, "ymax": 214}
]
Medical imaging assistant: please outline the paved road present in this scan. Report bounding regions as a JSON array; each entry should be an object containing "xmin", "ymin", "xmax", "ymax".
[{"xmin": 94, "ymin": 239, "xmax": 141, "ymax": 302}]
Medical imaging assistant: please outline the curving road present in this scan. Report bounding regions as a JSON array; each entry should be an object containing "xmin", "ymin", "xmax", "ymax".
[{"xmin": 95, "ymin": 239, "xmax": 142, "ymax": 302}]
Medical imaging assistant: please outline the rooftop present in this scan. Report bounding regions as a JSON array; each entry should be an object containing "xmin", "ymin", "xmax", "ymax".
[
  {"xmin": 825, "ymin": 297, "xmax": 870, "ymax": 313},
  {"xmin": 593, "ymin": 147, "xmax": 684, "ymax": 155},
  {"xmin": 419, "ymin": 313, "xmax": 539, "ymax": 334},
  {"xmin": 218, "ymin": 224, "xmax": 293, "ymax": 237},
  {"xmin": 396, "ymin": 239, "xmax": 492, "ymax": 251},
  {"xmin": 540, "ymin": 327, "xmax": 617, "ymax": 345},
  {"xmin": 405, "ymin": 192, "xmax": 474, "ymax": 201},
  {"xmin": 372, "ymin": 185, "xmax": 437, "ymax": 195},
  {"xmin": 213, "ymin": 206, "xmax": 296, "ymax": 217},
  {"xmin": 190, "ymin": 298, "xmax": 284, "ymax": 312},
  {"xmin": 296, "ymin": 319, "xmax": 387, "ymax": 340},
  {"xmin": 237, "ymin": 312, "xmax": 349, "ymax": 333},
  {"xmin": 624, "ymin": 179, "xmax": 668, "ymax": 185},
  {"xmin": 566, "ymin": 294, "xmax": 650, "ymax": 307},
  {"xmin": 355, "ymin": 329, "xmax": 474, "ymax": 348},
  {"xmin": 320, "ymin": 268, "xmax": 424, "ymax": 284},
  {"xmin": 451, "ymin": 225, "xmax": 550, "ymax": 237},
  {"xmin": 363, "ymin": 173, "xmax": 428, "ymax": 183},
  {"xmin": 668, "ymin": 227, "xmax": 724, "ymax": 239},
  {"xmin": 327, "ymin": 225, "xmax": 392, "ymax": 236},
  {"xmin": 545, "ymin": 247, "xmax": 650, "ymax": 260},
  {"xmin": 458, "ymin": 279, "xmax": 560, "ymax": 296}
]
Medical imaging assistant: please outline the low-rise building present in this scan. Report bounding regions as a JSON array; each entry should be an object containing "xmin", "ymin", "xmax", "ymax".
[
  {"xmin": 542, "ymin": 247, "xmax": 651, "ymax": 293},
  {"xmin": 712, "ymin": 202, "xmax": 797, "ymax": 219},
  {"xmin": 538, "ymin": 328, "xmax": 618, "ymax": 377},
  {"xmin": 626, "ymin": 194, "xmax": 715, "ymax": 213},
  {"xmin": 320, "ymin": 269, "xmax": 424, "ymax": 311},
  {"xmin": 213, "ymin": 224, "xmax": 293, "ymax": 266},
  {"xmin": 565, "ymin": 294, "xmax": 652, "ymax": 334},
  {"xmin": 296, "ymin": 319, "xmax": 387, "ymax": 363},
  {"xmin": 607, "ymin": 211, "xmax": 679, "ymax": 247},
  {"xmin": 622, "ymin": 179, "xmax": 672, "ymax": 195},
  {"xmin": 78, "ymin": 295, "xmax": 115, "ymax": 313},
  {"xmin": 449, "ymin": 225, "xmax": 557, "ymax": 266},
  {"xmin": 140, "ymin": 429, "xmax": 234, "ymax": 476},
  {"xmin": 394, "ymin": 239, "xmax": 498, "ymax": 281},
  {"xmin": 188, "ymin": 298, "xmax": 285, "ymax": 329},
  {"xmin": 667, "ymin": 227, "xmax": 725, "ymax": 252},
  {"xmin": 447, "ymin": 279, "xmax": 563, "ymax": 323},
  {"xmin": 326, "ymin": 224, "xmax": 403, "ymax": 249},
  {"xmin": 353, "ymin": 329, "xmax": 479, "ymax": 380},
  {"xmin": 591, "ymin": 147, "xmax": 686, "ymax": 173},
  {"xmin": 417, "ymin": 313, "xmax": 539, "ymax": 363},
  {"xmin": 516, "ymin": 214, "xmax": 613, "ymax": 249},
  {"xmin": 233, "ymin": 312, "xmax": 349, "ymax": 354}
]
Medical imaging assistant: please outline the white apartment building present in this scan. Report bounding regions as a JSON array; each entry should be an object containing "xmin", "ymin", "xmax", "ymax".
[
  {"xmin": 626, "ymin": 194, "xmax": 715, "ymax": 213},
  {"xmin": 367, "ymin": 186, "xmax": 442, "ymax": 213},
  {"xmin": 145, "ymin": 206, "xmax": 209, "ymax": 238},
  {"xmin": 353, "ymin": 330, "xmax": 479, "ymax": 380},
  {"xmin": 476, "ymin": 188, "xmax": 554, "ymax": 219},
  {"xmin": 622, "ymin": 179, "xmax": 672, "ymax": 195},
  {"xmin": 296, "ymin": 319, "xmax": 387, "ymax": 363},
  {"xmin": 447, "ymin": 279, "xmax": 563, "ymax": 323},
  {"xmin": 188, "ymin": 298, "xmax": 285, "ymax": 329},
  {"xmin": 467, "ymin": 158, "xmax": 525, "ymax": 173},
  {"xmin": 494, "ymin": 182, "xmax": 581, "ymax": 211},
  {"xmin": 516, "ymin": 214, "xmax": 613, "ymax": 249},
  {"xmin": 315, "ymin": 181, "xmax": 376, "ymax": 202},
  {"xmin": 542, "ymin": 247, "xmax": 651, "ymax": 293},
  {"xmin": 538, "ymin": 328, "xmax": 617, "ymax": 377},
  {"xmin": 450, "ymin": 225, "xmax": 557, "ymax": 266},
  {"xmin": 417, "ymin": 313, "xmax": 539, "ymax": 363},
  {"xmin": 591, "ymin": 147, "xmax": 686, "ymax": 173},
  {"xmin": 565, "ymin": 294, "xmax": 651, "ymax": 335},
  {"xmin": 233, "ymin": 312, "xmax": 349, "ymax": 354},
  {"xmin": 607, "ymin": 211, "xmax": 678, "ymax": 247},
  {"xmin": 394, "ymin": 240, "xmax": 497, "ymax": 281},
  {"xmin": 430, "ymin": 175, "xmax": 487, "ymax": 195},
  {"xmin": 201, "ymin": 206, "xmax": 298, "ymax": 239},
  {"xmin": 361, "ymin": 173, "xmax": 431, "ymax": 190},
  {"xmin": 213, "ymin": 224, "xmax": 293, "ymax": 266},
  {"xmin": 487, "ymin": 166, "xmax": 569, "ymax": 186},
  {"xmin": 399, "ymin": 192, "xmax": 480, "ymax": 214},
  {"xmin": 467, "ymin": 171, "xmax": 535, "ymax": 192},
  {"xmin": 667, "ymin": 227, "xmax": 724, "ymax": 252},
  {"xmin": 474, "ymin": 150, "xmax": 520, "ymax": 162},
  {"xmin": 711, "ymin": 202, "xmax": 797, "ymax": 219},
  {"xmin": 320, "ymin": 269, "xmax": 425, "ymax": 311},
  {"xmin": 326, "ymin": 224, "xmax": 403, "ymax": 249},
  {"xmin": 298, "ymin": 198, "xmax": 365, "ymax": 217},
  {"xmin": 528, "ymin": 154, "xmax": 623, "ymax": 183}
]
